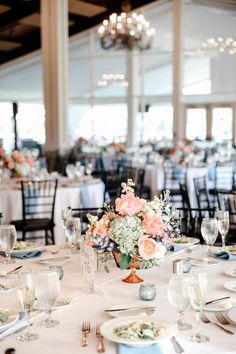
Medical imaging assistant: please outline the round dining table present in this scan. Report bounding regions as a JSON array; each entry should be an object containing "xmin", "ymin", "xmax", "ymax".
[
  {"xmin": 0, "ymin": 244, "xmax": 235, "ymax": 354},
  {"xmin": 0, "ymin": 178, "xmax": 105, "ymax": 244}
]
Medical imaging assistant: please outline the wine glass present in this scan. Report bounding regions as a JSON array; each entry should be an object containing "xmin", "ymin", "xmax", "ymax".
[
  {"xmin": 0, "ymin": 224, "xmax": 17, "ymax": 264},
  {"xmin": 188, "ymin": 272, "xmax": 209, "ymax": 343},
  {"xmin": 17, "ymin": 270, "xmax": 38, "ymax": 342},
  {"xmin": 167, "ymin": 274, "xmax": 192, "ymax": 331},
  {"xmin": 216, "ymin": 211, "xmax": 229, "ymax": 249},
  {"xmin": 65, "ymin": 217, "xmax": 81, "ymax": 252},
  {"xmin": 201, "ymin": 218, "xmax": 218, "ymax": 257},
  {"xmin": 34, "ymin": 270, "xmax": 60, "ymax": 328}
]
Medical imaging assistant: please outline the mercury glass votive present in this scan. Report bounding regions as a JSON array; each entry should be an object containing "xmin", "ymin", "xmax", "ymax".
[{"xmin": 139, "ymin": 283, "xmax": 156, "ymax": 301}]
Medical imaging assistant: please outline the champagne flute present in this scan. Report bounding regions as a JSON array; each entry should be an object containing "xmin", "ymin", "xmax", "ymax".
[
  {"xmin": 188, "ymin": 272, "xmax": 209, "ymax": 343},
  {"xmin": 167, "ymin": 274, "xmax": 192, "ymax": 331},
  {"xmin": 17, "ymin": 270, "xmax": 38, "ymax": 342},
  {"xmin": 0, "ymin": 224, "xmax": 17, "ymax": 264},
  {"xmin": 201, "ymin": 218, "xmax": 218, "ymax": 257},
  {"xmin": 34, "ymin": 270, "xmax": 60, "ymax": 327},
  {"xmin": 216, "ymin": 211, "xmax": 229, "ymax": 249}
]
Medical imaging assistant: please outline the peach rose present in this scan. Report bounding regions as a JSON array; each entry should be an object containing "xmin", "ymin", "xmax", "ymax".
[
  {"xmin": 141, "ymin": 214, "xmax": 166, "ymax": 236},
  {"xmin": 138, "ymin": 236, "xmax": 166, "ymax": 260},
  {"xmin": 115, "ymin": 193, "xmax": 146, "ymax": 216}
]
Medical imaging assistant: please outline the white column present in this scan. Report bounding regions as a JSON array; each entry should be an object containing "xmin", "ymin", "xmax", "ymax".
[
  {"xmin": 232, "ymin": 104, "xmax": 236, "ymax": 146},
  {"xmin": 206, "ymin": 105, "xmax": 212, "ymax": 139},
  {"xmin": 126, "ymin": 51, "xmax": 138, "ymax": 148},
  {"xmin": 41, "ymin": 0, "xmax": 69, "ymax": 155},
  {"xmin": 173, "ymin": 0, "xmax": 184, "ymax": 148}
]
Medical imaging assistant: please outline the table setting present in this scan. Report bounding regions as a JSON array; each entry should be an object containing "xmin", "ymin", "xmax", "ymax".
[{"xmin": 0, "ymin": 179, "xmax": 236, "ymax": 354}]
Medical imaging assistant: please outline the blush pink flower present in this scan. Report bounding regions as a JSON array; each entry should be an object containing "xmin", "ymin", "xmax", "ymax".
[
  {"xmin": 115, "ymin": 193, "xmax": 146, "ymax": 216},
  {"xmin": 141, "ymin": 214, "xmax": 166, "ymax": 236},
  {"xmin": 8, "ymin": 161, "xmax": 15, "ymax": 170},
  {"xmin": 138, "ymin": 236, "xmax": 166, "ymax": 260},
  {"xmin": 93, "ymin": 223, "xmax": 109, "ymax": 236}
]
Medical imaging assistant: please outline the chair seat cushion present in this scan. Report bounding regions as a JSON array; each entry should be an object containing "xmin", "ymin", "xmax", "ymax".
[{"xmin": 11, "ymin": 218, "xmax": 54, "ymax": 231}]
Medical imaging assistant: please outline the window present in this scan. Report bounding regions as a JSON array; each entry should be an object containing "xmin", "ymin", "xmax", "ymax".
[
  {"xmin": 186, "ymin": 108, "xmax": 206, "ymax": 140},
  {"xmin": 212, "ymin": 107, "xmax": 232, "ymax": 142},
  {"xmin": 0, "ymin": 102, "xmax": 14, "ymax": 152}
]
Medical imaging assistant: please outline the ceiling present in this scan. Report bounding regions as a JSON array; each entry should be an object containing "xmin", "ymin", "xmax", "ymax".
[{"xmin": 0, "ymin": 0, "xmax": 157, "ymax": 65}]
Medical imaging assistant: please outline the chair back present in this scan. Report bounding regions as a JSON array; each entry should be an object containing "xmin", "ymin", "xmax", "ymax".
[
  {"xmin": 215, "ymin": 162, "xmax": 234, "ymax": 190},
  {"xmin": 193, "ymin": 175, "xmax": 211, "ymax": 210},
  {"xmin": 20, "ymin": 179, "xmax": 58, "ymax": 224},
  {"xmin": 71, "ymin": 207, "xmax": 105, "ymax": 234},
  {"xmin": 216, "ymin": 191, "xmax": 236, "ymax": 228},
  {"xmin": 163, "ymin": 165, "xmax": 186, "ymax": 190},
  {"xmin": 179, "ymin": 182, "xmax": 191, "ymax": 209}
]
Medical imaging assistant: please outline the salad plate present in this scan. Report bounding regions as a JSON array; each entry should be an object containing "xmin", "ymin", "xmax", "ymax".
[
  {"xmin": 225, "ymin": 268, "xmax": 236, "ymax": 279},
  {"xmin": 0, "ymin": 308, "xmax": 19, "ymax": 331},
  {"xmin": 100, "ymin": 316, "xmax": 176, "ymax": 347},
  {"xmin": 224, "ymin": 281, "xmax": 236, "ymax": 293},
  {"xmin": 10, "ymin": 241, "xmax": 43, "ymax": 255},
  {"xmin": 203, "ymin": 298, "xmax": 236, "ymax": 312},
  {"xmin": 173, "ymin": 237, "xmax": 200, "ymax": 248}
]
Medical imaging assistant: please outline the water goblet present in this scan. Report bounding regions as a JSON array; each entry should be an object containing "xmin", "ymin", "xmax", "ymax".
[
  {"xmin": 201, "ymin": 218, "xmax": 218, "ymax": 257},
  {"xmin": 216, "ymin": 211, "xmax": 229, "ymax": 249},
  {"xmin": 34, "ymin": 270, "xmax": 60, "ymax": 328},
  {"xmin": 188, "ymin": 272, "xmax": 209, "ymax": 343},
  {"xmin": 167, "ymin": 273, "xmax": 192, "ymax": 331},
  {"xmin": 65, "ymin": 217, "xmax": 81, "ymax": 252},
  {"xmin": 0, "ymin": 224, "xmax": 17, "ymax": 264},
  {"xmin": 17, "ymin": 270, "xmax": 38, "ymax": 342}
]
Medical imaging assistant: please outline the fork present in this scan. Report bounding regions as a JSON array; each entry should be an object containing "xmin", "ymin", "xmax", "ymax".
[
  {"xmin": 201, "ymin": 312, "xmax": 234, "ymax": 335},
  {"xmin": 95, "ymin": 324, "xmax": 105, "ymax": 353},
  {"xmin": 81, "ymin": 321, "xmax": 90, "ymax": 347},
  {"xmin": 0, "ymin": 283, "xmax": 9, "ymax": 290},
  {"xmin": 215, "ymin": 313, "xmax": 233, "ymax": 326}
]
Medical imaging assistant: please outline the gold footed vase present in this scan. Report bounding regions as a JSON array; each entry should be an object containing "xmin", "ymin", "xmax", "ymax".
[{"xmin": 113, "ymin": 251, "xmax": 143, "ymax": 284}]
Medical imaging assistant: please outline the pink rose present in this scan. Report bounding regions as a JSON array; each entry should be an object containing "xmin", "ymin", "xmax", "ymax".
[
  {"xmin": 115, "ymin": 193, "xmax": 146, "ymax": 216},
  {"xmin": 138, "ymin": 236, "xmax": 166, "ymax": 260},
  {"xmin": 93, "ymin": 223, "xmax": 109, "ymax": 236},
  {"xmin": 141, "ymin": 214, "xmax": 166, "ymax": 236}
]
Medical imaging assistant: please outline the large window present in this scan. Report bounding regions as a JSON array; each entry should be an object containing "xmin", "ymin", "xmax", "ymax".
[
  {"xmin": 0, "ymin": 102, "xmax": 14, "ymax": 152},
  {"xmin": 186, "ymin": 108, "xmax": 206, "ymax": 140},
  {"xmin": 212, "ymin": 107, "xmax": 233, "ymax": 143}
]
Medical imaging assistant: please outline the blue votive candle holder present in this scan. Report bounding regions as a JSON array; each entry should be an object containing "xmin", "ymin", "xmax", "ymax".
[{"xmin": 139, "ymin": 283, "xmax": 156, "ymax": 301}]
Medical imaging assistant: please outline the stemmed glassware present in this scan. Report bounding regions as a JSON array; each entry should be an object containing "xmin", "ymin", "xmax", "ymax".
[
  {"xmin": 188, "ymin": 272, "xmax": 209, "ymax": 343},
  {"xmin": 65, "ymin": 216, "xmax": 82, "ymax": 252},
  {"xmin": 216, "ymin": 211, "xmax": 229, "ymax": 249},
  {"xmin": 167, "ymin": 274, "xmax": 192, "ymax": 331},
  {"xmin": 201, "ymin": 218, "xmax": 218, "ymax": 257},
  {"xmin": 34, "ymin": 270, "xmax": 60, "ymax": 328},
  {"xmin": 17, "ymin": 270, "xmax": 38, "ymax": 342},
  {"xmin": 0, "ymin": 224, "xmax": 17, "ymax": 264}
]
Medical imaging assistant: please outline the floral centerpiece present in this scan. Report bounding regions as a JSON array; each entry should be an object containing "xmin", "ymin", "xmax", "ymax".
[
  {"xmin": 86, "ymin": 179, "xmax": 180, "ymax": 283},
  {"xmin": 4, "ymin": 150, "xmax": 33, "ymax": 178}
]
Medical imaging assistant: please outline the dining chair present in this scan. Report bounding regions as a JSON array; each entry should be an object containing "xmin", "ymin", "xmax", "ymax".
[
  {"xmin": 134, "ymin": 168, "xmax": 151, "ymax": 200},
  {"xmin": 193, "ymin": 175, "xmax": 212, "ymax": 210},
  {"xmin": 71, "ymin": 207, "xmax": 105, "ymax": 234},
  {"xmin": 163, "ymin": 164, "xmax": 186, "ymax": 206},
  {"xmin": 216, "ymin": 190, "xmax": 236, "ymax": 244},
  {"xmin": 11, "ymin": 179, "xmax": 58, "ymax": 245}
]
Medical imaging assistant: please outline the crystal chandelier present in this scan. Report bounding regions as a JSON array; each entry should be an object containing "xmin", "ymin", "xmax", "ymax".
[
  {"xmin": 200, "ymin": 36, "xmax": 236, "ymax": 55},
  {"xmin": 98, "ymin": 2, "xmax": 155, "ymax": 50}
]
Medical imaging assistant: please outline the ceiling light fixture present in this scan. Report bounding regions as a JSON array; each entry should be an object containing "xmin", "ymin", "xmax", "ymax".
[
  {"xmin": 199, "ymin": 36, "xmax": 236, "ymax": 55},
  {"xmin": 97, "ymin": 73, "xmax": 129, "ymax": 88},
  {"xmin": 98, "ymin": 1, "xmax": 155, "ymax": 50}
]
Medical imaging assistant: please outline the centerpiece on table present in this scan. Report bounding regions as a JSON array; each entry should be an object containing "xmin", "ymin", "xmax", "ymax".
[
  {"xmin": 4, "ymin": 150, "xmax": 34, "ymax": 178},
  {"xmin": 86, "ymin": 179, "xmax": 180, "ymax": 283}
]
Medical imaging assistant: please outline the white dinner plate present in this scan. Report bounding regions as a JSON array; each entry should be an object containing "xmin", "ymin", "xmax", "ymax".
[
  {"xmin": 100, "ymin": 316, "xmax": 176, "ymax": 347},
  {"xmin": 34, "ymin": 297, "xmax": 71, "ymax": 310},
  {"xmin": 224, "ymin": 281, "xmax": 236, "ymax": 293},
  {"xmin": 225, "ymin": 268, "xmax": 236, "ymax": 278},
  {"xmin": 0, "ymin": 279, "xmax": 22, "ymax": 293},
  {"xmin": 0, "ymin": 308, "xmax": 19, "ymax": 330},
  {"xmin": 227, "ymin": 308, "xmax": 236, "ymax": 323},
  {"xmin": 189, "ymin": 257, "xmax": 219, "ymax": 267},
  {"xmin": 38, "ymin": 256, "xmax": 70, "ymax": 265},
  {"xmin": 225, "ymin": 246, "xmax": 236, "ymax": 256},
  {"xmin": 173, "ymin": 237, "xmax": 200, "ymax": 248},
  {"xmin": 10, "ymin": 241, "xmax": 43, "ymax": 255},
  {"xmin": 203, "ymin": 298, "xmax": 236, "ymax": 312},
  {"xmin": 106, "ymin": 304, "xmax": 158, "ymax": 318}
]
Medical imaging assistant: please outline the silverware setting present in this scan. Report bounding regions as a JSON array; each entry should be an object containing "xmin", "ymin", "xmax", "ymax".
[
  {"xmin": 201, "ymin": 312, "xmax": 234, "ymax": 335},
  {"xmin": 95, "ymin": 324, "xmax": 105, "ymax": 353},
  {"xmin": 104, "ymin": 306, "xmax": 157, "ymax": 313},
  {"xmin": 171, "ymin": 336, "xmax": 185, "ymax": 354},
  {"xmin": 205, "ymin": 296, "xmax": 231, "ymax": 305},
  {"xmin": 81, "ymin": 321, "xmax": 90, "ymax": 347},
  {"xmin": 215, "ymin": 312, "xmax": 234, "ymax": 326}
]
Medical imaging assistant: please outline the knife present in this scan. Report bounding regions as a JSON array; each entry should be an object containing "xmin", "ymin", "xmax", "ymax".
[
  {"xmin": 104, "ymin": 306, "xmax": 157, "ymax": 312},
  {"xmin": 205, "ymin": 296, "xmax": 230, "ymax": 305}
]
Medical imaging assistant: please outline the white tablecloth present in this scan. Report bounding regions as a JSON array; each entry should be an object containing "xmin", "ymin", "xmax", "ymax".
[
  {"xmin": 0, "ymin": 179, "xmax": 105, "ymax": 244},
  {"xmin": 0, "ymin": 245, "xmax": 235, "ymax": 353}
]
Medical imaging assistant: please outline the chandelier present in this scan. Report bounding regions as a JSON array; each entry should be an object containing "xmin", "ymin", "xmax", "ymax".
[
  {"xmin": 98, "ymin": 2, "xmax": 155, "ymax": 50},
  {"xmin": 97, "ymin": 73, "xmax": 128, "ymax": 88},
  {"xmin": 200, "ymin": 36, "xmax": 236, "ymax": 55}
]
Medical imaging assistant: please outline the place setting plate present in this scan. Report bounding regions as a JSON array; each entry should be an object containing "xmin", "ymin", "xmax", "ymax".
[
  {"xmin": 225, "ymin": 268, "xmax": 236, "ymax": 278},
  {"xmin": 224, "ymin": 281, "xmax": 236, "ymax": 293},
  {"xmin": 0, "ymin": 308, "xmax": 19, "ymax": 331},
  {"xmin": 173, "ymin": 237, "xmax": 200, "ymax": 248},
  {"xmin": 100, "ymin": 316, "xmax": 176, "ymax": 347},
  {"xmin": 10, "ymin": 241, "xmax": 43, "ymax": 255},
  {"xmin": 188, "ymin": 257, "xmax": 219, "ymax": 267},
  {"xmin": 203, "ymin": 297, "xmax": 236, "ymax": 312},
  {"xmin": 227, "ymin": 308, "xmax": 236, "ymax": 323}
]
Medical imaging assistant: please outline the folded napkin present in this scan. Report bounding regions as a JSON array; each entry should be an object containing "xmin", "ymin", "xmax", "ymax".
[
  {"xmin": 118, "ymin": 344, "xmax": 162, "ymax": 354},
  {"xmin": 12, "ymin": 250, "xmax": 42, "ymax": 259},
  {"xmin": 0, "ymin": 312, "xmax": 27, "ymax": 340},
  {"xmin": 169, "ymin": 245, "xmax": 182, "ymax": 252},
  {"xmin": 212, "ymin": 250, "xmax": 236, "ymax": 261}
]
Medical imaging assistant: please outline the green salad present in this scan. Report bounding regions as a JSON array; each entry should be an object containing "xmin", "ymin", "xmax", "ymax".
[
  {"xmin": 114, "ymin": 321, "xmax": 165, "ymax": 340},
  {"xmin": 0, "ymin": 310, "xmax": 9, "ymax": 324},
  {"xmin": 13, "ymin": 241, "xmax": 38, "ymax": 250},
  {"xmin": 174, "ymin": 237, "xmax": 188, "ymax": 244}
]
